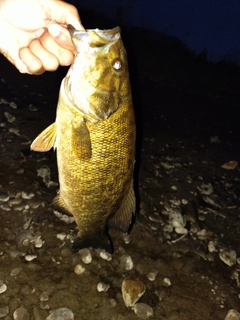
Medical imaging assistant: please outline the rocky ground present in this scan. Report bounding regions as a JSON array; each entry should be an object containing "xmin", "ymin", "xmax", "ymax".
[{"xmin": 0, "ymin": 26, "xmax": 240, "ymax": 320}]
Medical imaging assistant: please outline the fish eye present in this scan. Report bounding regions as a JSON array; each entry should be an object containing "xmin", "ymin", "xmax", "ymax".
[{"xmin": 112, "ymin": 59, "xmax": 122, "ymax": 71}]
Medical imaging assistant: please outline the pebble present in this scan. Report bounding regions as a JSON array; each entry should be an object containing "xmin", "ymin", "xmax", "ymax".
[
  {"xmin": 122, "ymin": 233, "xmax": 132, "ymax": 244},
  {"xmin": 147, "ymin": 270, "xmax": 158, "ymax": 281},
  {"xmin": 9, "ymin": 128, "xmax": 20, "ymax": 136},
  {"xmin": 110, "ymin": 298, "xmax": 117, "ymax": 307},
  {"xmin": 78, "ymin": 248, "xmax": 92, "ymax": 264},
  {"xmin": 46, "ymin": 308, "xmax": 74, "ymax": 320},
  {"xmin": 119, "ymin": 254, "xmax": 134, "ymax": 271},
  {"xmin": 132, "ymin": 303, "xmax": 154, "ymax": 319},
  {"xmin": 34, "ymin": 237, "xmax": 44, "ymax": 248},
  {"xmin": 4, "ymin": 111, "xmax": 16, "ymax": 123},
  {"xmin": 74, "ymin": 264, "xmax": 85, "ymax": 275},
  {"xmin": 10, "ymin": 267, "xmax": 21, "ymax": 277},
  {"xmin": 39, "ymin": 291, "xmax": 49, "ymax": 302},
  {"xmin": 10, "ymin": 101, "xmax": 17, "ymax": 109},
  {"xmin": 57, "ymin": 233, "xmax": 67, "ymax": 241},
  {"xmin": 0, "ymin": 203, "xmax": 11, "ymax": 211},
  {"xmin": 225, "ymin": 309, "xmax": 240, "ymax": 320},
  {"xmin": 32, "ymin": 307, "xmax": 48, "ymax": 320},
  {"xmin": 99, "ymin": 249, "xmax": 112, "ymax": 261},
  {"xmin": 175, "ymin": 226, "xmax": 188, "ymax": 234},
  {"xmin": 28, "ymin": 104, "xmax": 38, "ymax": 111},
  {"xmin": 97, "ymin": 282, "xmax": 110, "ymax": 292},
  {"xmin": 21, "ymin": 191, "xmax": 35, "ymax": 200},
  {"xmin": 219, "ymin": 248, "xmax": 237, "ymax": 267},
  {"xmin": 0, "ymin": 192, "xmax": 10, "ymax": 202},
  {"xmin": 208, "ymin": 241, "xmax": 218, "ymax": 253},
  {"xmin": 0, "ymin": 283, "xmax": 7, "ymax": 294},
  {"xmin": 0, "ymin": 306, "xmax": 9, "ymax": 318},
  {"xmin": 28, "ymin": 199, "xmax": 41, "ymax": 209},
  {"xmin": 221, "ymin": 161, "xmax": 238, "ymax": 170},
  {"xmin": 197, "ymin": 183, "xmax": 213, "ymax": 195},
  {"xmin": 25, "ymin": 254, "xmax": 37, "ymax": 262},
  {"xmin": 121, "ymin": 278, "xmax": 146, "ymax": 307},
  {"xmin": 162, "ymin": 277, "xmax": 171, "ymax": 287},
  {"xmin": 9, "ymin": 198, "xmax": 22, "ymax": 205},
  {"xmin": 13, "ymin": 307, "xmax": 30, "ymax": 320}
]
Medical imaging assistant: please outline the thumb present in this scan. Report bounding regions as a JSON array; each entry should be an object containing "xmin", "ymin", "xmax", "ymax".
[
  {"xmin": 48, "ymin": 24, "xmax": 76, "ymax": 51},
  {"xmin": 46, "ymin": 1, "xmax": 85, "ymax": 31}
]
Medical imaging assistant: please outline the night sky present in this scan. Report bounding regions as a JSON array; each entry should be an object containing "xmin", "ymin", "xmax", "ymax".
[{"xmin": 71, "ymin": 0, "xmax": 240, "ymax": 64}]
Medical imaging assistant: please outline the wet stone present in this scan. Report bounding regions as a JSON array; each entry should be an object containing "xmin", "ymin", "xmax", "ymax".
[
  {"xmin": 162, "ymin": 277, "xmax": 171, "ymax": 287},
  {"xmin": 28, "ymin": 199, "xmax": 41, "ymax": 209},
  {"xmin": 0, "ymin": 283, "xmax": 7, "ymax": 294},
  {"xmin": 10, "ymin": 267, "xmax": 22, "ymax": 277},
  {"xmin": 121, "ymin": 278, "xmax": 146, "ymax": 307},
  {"xmin": 0, "ymin": 203, "xmax": 11, "ymax": 211},
  {"xmin": 219, "ymin": 248, "xmax": 237, "ymax": 267},
  {"xmin": 99, "ymin": 249, "xmax": 112, "ymax": 261},
  {"xmin": 78, "ymin": 248, "xmax": 92, "ymax": 264},
  {"xmin": 0, "ymin": 192, "xmax": 10, "ymax": 202},
  {"xmin": 0, "ymin": 306, "xmax": 9, "ymax": 318},
  {"xmin": 225, "ymin": 309, "xmax": 240, "ymax": 320},
  {"xmin": 74, "ymin": 264, "xmax": 85, "ymax": 275},
  {"xmin": 13, "ymin": 307, "xmax": 30, "ymax": 320},
  {"xmin": 9, "ymin": 198, "xmax": 22, "ymax": 205},
  {"xmin": 10, "ymin": 101, "xmax": 17, "ymax": 109},
  {"xmin": 39, "ymin": 291, "xmax": 49, "ymax": 301},
  {"xmin": 119, "ymin": 254, "xmax": 134, "ymax": 271},
  {"xmin": 4, "ymin": 111, "xmax": 16, "ymax": 123},
  {"xmin": 25, "ymin": 254, "xmax": 37, "ymax": 262},
  {"xmin": 46, "ymin": 308, "xmax": 74, "ymax": 320},
  {"xmin": 40, "ymin": 301, "xmax": 50, "ymax": 310},
  {"xmin": 122, "ymin": 233, "xmax": 132, "ymax": 244},
  {"xmin": 97, "ymin": 282, "xmax": 110, "ymax": 292},
  {"xmin": 22, "ymin": 191, "xmax": 35, "ymax": 200},
  {"xmin": 147, "ymin": 270, "xmax": 158, "ymax": 281},
  {"xmin": 132, "ymin": 303, "xmax": 154, "ymax": 319},
  {"xmin": 32, "ymin": 307, "xmax": 48, "ymax": 320}
]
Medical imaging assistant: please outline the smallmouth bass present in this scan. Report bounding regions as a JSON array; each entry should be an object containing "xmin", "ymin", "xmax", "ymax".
[{"xmin": 31, "ymin": 25, "xmax": 136, "ymax": 253}]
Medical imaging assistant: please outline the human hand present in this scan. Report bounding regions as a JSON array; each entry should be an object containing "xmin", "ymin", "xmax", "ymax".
[{"xmin": 0, "ymin": 0, "xmax": 85, "ymax": 74}]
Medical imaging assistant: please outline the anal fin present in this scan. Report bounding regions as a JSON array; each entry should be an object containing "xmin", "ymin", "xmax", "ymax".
[
  {"xmin": 108, "ymin": 179, "xmax": 136, "ymax": 233},
  {"xmin": 52, "ymin": 194, "xmax": 73, "ymax": 216}
]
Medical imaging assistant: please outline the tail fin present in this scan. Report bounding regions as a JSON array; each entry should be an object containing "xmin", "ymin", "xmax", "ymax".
[{"xmin": 72, "ymin": 232, "xmax": 113, "ymax": 253}]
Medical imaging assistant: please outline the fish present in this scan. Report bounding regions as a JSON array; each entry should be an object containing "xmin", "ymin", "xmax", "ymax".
[{"xmin": 30, "ymin": 25, "xmax": 136, "ymax": 253}]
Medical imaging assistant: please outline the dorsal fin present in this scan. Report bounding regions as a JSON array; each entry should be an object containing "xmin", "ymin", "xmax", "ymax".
[{"xmin": 30, "ymin": 123, "xmax": 57, "ymax": 152}]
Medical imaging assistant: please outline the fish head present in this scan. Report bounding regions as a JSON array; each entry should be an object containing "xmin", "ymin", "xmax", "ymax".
[{"xmin": 64, "ymin": 25, "xmax": 131, "ymax": 122}]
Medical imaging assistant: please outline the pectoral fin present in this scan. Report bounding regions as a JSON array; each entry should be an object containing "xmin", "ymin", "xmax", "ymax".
[
  {"xmin": 108, "ymin": 179, "xmax": 136, "ymax": 232},
  {"xmin": 71, "ymin": 119, "xmax": 92, "ymax": 160},
  {"xmin": 30, "ymin": 123, "xmax": 57, "ymax": 152}
]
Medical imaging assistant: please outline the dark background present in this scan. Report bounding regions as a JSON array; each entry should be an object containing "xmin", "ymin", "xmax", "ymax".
[{"xmin": 70, "ymin": 0, "xmax": 240, "ymax": 65}]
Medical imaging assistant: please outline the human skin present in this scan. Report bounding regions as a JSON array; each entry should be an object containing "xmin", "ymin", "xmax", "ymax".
[{"xmin": 0, "ymin": 0, "xmax": 85, "ymax": 74}]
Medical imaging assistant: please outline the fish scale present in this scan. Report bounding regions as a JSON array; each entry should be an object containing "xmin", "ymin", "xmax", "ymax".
[{"xmin": 31, "ymin": 26, "xmax": 136, "ymax": 252}]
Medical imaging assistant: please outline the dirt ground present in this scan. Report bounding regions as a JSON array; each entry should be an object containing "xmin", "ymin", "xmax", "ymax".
[{"xmin": 0, "ymin": 27, "xmax": 240, "ymax": 320}]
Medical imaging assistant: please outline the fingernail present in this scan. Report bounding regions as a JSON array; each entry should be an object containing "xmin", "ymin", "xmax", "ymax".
[
  {"xmin": 35, "ymin": 28, "xmax": 45, "ymax": 38},
  {"xmin": 48, "ymin": 24, "xmax": 61, "ymax": 37}
]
